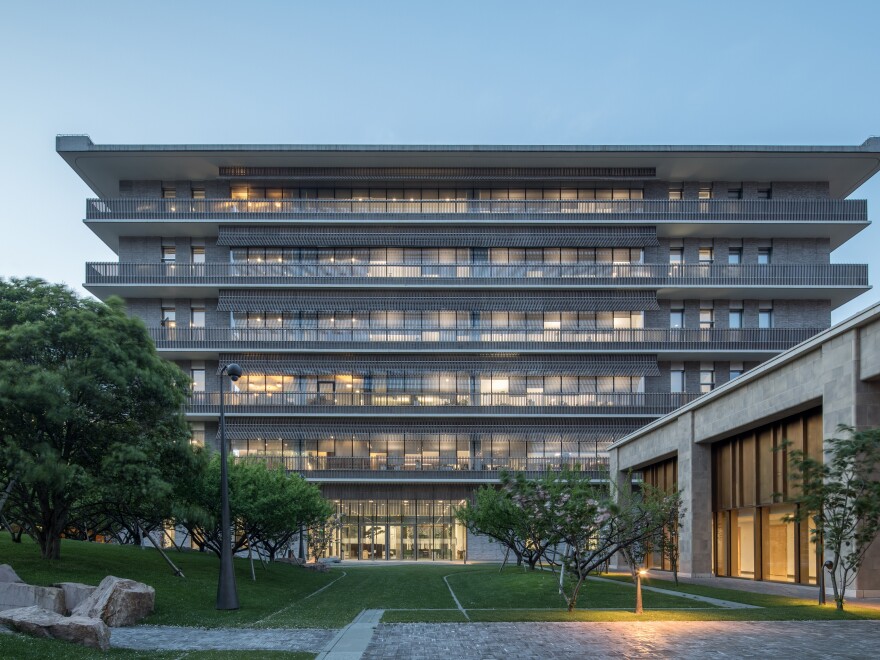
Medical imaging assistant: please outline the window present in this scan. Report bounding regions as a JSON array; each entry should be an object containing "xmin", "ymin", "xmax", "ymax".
[
  {"xmin": 191, "ymin": 247, "xmax": 206, "ymax": 264},
  {"xmin": 757, "ymin": 187, "xmax": 772, "ymax": 199},
  {"xmin": 668, "ymin": 187, "xmax": 683, "ymax": 200},
  {"xmin": 669, "ymin": 248, "xmax": 683, "ymax": 264},
  {"xmin": 700, "ymin": 369, "xmax": 715, "ymax": 394},
  {"xmin": 192, "ymin": 187, "xmax": 206, "ymax": 199},
  {"xmin": 670, "ymin": 370, "xmax": 685, "ymax": 393},
  {"xmin": 191, "ymin": 368, "xmax": 206, "ymax": 392},
  {"xmin": 161, "ymin": 246, "xmax": 176, "ymax": 263},
  {"xmin": 191, "ymin": 307, "xmax": 206, "ymax": 328},
  {"xmin": 161, "ymin": 307, "xmax": 176, "ymax": 328},
  {"xmin": 727, "ymin": 188, "xmax": 743, "ymax": 199},
  {"xmin": 729, "ymin": 362, "xmax": 744, "ymax": 380},
  {"xmin": 759, "ymin": 307, "xmax": 773, "ymax": 329},
  {"xmin": 670, "ymin": 307, "xmax": 685, "ymax": 329},
  {"xmin": 698, "ymin": 186, "xmax": 711, "ymax": 200},
  {"xmin": 728, "ymin": 248, "xmax": 742, "ymax": 265},
  {"xmin": 698, "ymin": 248, "xmax": 714, "ymax": 264},
  {"xmin": 729, "ymin": 309, "xmax": 743, "ymax": 329},
  {"xmin": 162, "ymin": 187, "xmax": 176, "ymax": 199},
  {"xmin": 758, "ymin": 248, "xmax": 772, "ymax": 265},
  {"xmin": 699, "ymin": 308, "xmax": 714, "ymax": 329}
]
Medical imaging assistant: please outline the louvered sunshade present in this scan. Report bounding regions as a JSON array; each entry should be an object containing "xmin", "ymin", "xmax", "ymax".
[
  {"xmin": 217, "ymin": 289, "xmax": 659, "ymax": 312},
  {"xmin": 220, "ymin": 353, "xmax": 659, "ymax": 377},
  {"xmin": 217, "ymin": 225, "xmax": 659, "ymax": 248}
]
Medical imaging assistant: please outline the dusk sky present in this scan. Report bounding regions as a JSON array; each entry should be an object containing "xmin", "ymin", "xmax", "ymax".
[{"xmin": 2, "ymin": 0, "xmax": 878, "ymax": 321}]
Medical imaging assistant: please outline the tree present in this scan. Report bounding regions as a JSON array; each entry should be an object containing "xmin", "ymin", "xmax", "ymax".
[
  {"xmin": 308, "ymin": 513, "xmax": 340, "ymax": 563},
  {"xmin": 180, "ymin": 455, "xmax": 332, "ymax": 561},
  {"xmin": 0, "ymin": 278, "xmax": 192, "ymax": 560},
  {"xmin": 786, "ymin": 425, "xmax": 880, "ymax": 610},
  {"xmin": 456, "ymin": 473, "xmax": 559, "ymax": 570}
]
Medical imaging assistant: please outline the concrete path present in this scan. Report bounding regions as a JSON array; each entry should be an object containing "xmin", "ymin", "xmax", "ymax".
[
  {"xmin": 109, "ymin": 625, "xmax": 334, "ymax": 652},
  {"xmin": 588, "ymin": 575, "xmax": 761, "ymax": 609},
  {"xmin": 317, "ymin": 609, "xmax": 384, "ymax": 660},
  {"xmin": 363, "ymin": 620, "xmax": 880, "ymax": 659}
]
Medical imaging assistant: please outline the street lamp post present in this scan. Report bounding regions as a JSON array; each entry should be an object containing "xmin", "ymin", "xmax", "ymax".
[
  {"xmin": 217, "ymin": 363, "xmax": 242, "ymax": 610},
  {"xmin": 635, "ymin": 568, "xmax": 647, "ymax": 614}
]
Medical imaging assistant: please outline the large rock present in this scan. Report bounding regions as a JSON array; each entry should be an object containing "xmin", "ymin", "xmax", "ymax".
[
  {"xmin": 72, "ymin": 576, "xmax": 154, "ymax": 627},
  {"xmin": 0, "ymin": 564, "xmax": 23, "ymax": 583},
  {"xmin": 0, "ymin": 582, "xmax": 65, "ymax": 614},
  {"xmin": 53, "ymin": 582, "xmax": 97, "ymax": 615},
  {"xmin": 0, "ymin": 605, "xmax": 109, "ymax": 650}
]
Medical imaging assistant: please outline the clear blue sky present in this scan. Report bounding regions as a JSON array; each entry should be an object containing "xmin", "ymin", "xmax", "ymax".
[{"xmin": 1, "ymin": 0, "xmax": 878, "ymax": 321}]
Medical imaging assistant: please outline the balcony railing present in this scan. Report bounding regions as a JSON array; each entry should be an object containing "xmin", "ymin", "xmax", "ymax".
[
  {"xmin": 151, "ymin": 326, "xmax": 822, "ymax": 353},
  {"xmin": 86, "ymin": 197, "xmax": 868, "ymax": 222},
  {"xmin": 188, "ymin": 391, "xmax": 701, "ymax": 416},
  {"xmin": 236, "ymin": 455, "xmax": 608, "ymax": 480},
  {"xmin": 86, "ymin": 262, "xmax": 869, "ymax": 288}
]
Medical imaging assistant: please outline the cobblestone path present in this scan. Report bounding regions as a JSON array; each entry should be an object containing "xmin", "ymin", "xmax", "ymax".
[{"xmin": 363, "ymin": 620, "xmax": 880, "ymax": 659}]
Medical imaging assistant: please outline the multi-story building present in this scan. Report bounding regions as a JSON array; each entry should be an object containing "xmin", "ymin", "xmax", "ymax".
[{"xmin": 59, "ymin": 135, "xmax": 877, "ymax": 561}]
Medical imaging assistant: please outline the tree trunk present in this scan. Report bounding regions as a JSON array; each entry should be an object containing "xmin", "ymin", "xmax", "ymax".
[
  {"xmin": 38, "ymin": 507, "xmax": 67, "ymax": 560},
  {"xmin": 567, "ymin": 575, "xmax": 586, "ymax": 612}
]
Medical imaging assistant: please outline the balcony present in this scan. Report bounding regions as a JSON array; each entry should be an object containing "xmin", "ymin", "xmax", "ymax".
[
  {"xmin": 186, "ymin": 391, "xmax": 701, "ymax": 418},
  {"xmin": 150, "ymin": 326, "xmax": 822, "ymax": 359},
  {"xmin": 85, "ymin": 262, "xmax": 870, "ymax": 305},
  {"xmin": 85, "ymin": 198, "xmax": 869, "ymax": 252},
  {"xmin": 87, "ymin": 197, "xmax": 867, "ymax": 222},
  {"xmin": 237, "ymin": 455, "xmax": 609, "ymax": 482}
]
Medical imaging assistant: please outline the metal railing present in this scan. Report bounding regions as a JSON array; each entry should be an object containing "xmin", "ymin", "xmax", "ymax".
[
  {"xmin": 188, "ymin": 391, "xmax": 701, "ymax": 416},
  {"xmin": 86, "ymin": 262, "xmax": 869, "ymax": 288},
  {"xmin": 235, "ymin": 455, "xmax": 608, "ymax": 479},
  {"xmin": 151, "ymin": 326, "xmax": 822, "ymax": 352},
  {"xmin": 86, "ymin": 197, "xmax": 868, "ymax": 222}
]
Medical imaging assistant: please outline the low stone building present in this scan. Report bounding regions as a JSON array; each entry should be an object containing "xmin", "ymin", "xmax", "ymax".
[{"xmin": 608, "ymin": 301, "xmax": 880, "ymax": 596}]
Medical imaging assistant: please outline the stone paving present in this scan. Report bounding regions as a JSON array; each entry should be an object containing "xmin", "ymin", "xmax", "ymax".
[
  {"xmin": 362, "ymin": 620, "xmax": 880, "ymax": 659},
  {"xmin": 109, "ymin": 624, "xmax": 335, "ymax": 652}
]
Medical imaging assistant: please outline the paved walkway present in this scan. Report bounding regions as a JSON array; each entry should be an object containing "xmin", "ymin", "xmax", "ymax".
[
  {"xmin": 317, "ymin": 609, "xmax": 384, "ymax": 660},
  {"xmin": 363, "ymin": 621, "xmax": 880, "ymax": 659},
  {"xmin": 588, "ymin": 575, "xmax": 760, "ymax": 609},
  {"xmin": 109, "ymin": 625, "xmax": 335, "ymax": 652}
]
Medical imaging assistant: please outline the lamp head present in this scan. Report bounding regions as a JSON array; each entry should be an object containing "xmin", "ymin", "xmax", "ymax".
[
  {"xmin": 638, "ymin": 569, "xmax": 648, "ymax": 576},
  {"xmin": 225, "ymin": 363, "xmax": 243, "ymax": 381}
]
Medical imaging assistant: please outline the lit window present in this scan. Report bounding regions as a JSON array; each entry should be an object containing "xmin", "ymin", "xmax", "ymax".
[
  {"xmin": 698, "ymin": 248, "xmax": 714, "ymax": 264},
  {"xmin": 698, "ymin": 186, "xmax": 712, "ymax": 200},
  {"xmin": 162, "ymin": 187, "xmax": 176, "ymax": 199},
  {"xmin": 700, "ymin": 369, "xmax": 715, "ymax": 394},
  {"xmin": 161, "ymin": 307, "xmax": 176, "ymax": 328},
  {"xmin": 192, "ymin": 188, "xmax": 206, "ymax": 199},
  {"xmin": 699, "ymin": 309, "xmax": 714, "ymax": 329},
  {"xmin": 191, "ymin": 308, "xmax": 206, "ymax": 328},
  {"xmin": 161, "ymin": 246, "xmax": 176, "ymax": 263},
  {"xmin": 191, "ymin": 368, "xmax": 206, "ymax": 392},
  {"xmin": 191, "ymin": 247, "xmax": 206, "ymax": 264},
  {"xmin": 668, "ymin": 187, "xmax": 683, "ymax": 200}
]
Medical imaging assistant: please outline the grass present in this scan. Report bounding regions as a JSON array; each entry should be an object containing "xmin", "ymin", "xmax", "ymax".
[{"xmin": 0, "ymin": 634, "xmax": 314, "ymax": 660}]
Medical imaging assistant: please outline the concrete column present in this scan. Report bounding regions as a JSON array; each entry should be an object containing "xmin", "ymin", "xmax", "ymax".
[{"xmin": 675, "ymin": 412, "xmax": 714, "ymax": 577}]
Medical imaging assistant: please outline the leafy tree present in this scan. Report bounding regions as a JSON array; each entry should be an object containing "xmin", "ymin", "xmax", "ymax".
[
  {"xmin": 181, "ymin": 455, "xmax": 332, "ymax": 561},
  {"xmin": 786, "ymin": 425, "xmax": 880, "ymax": 610},
  {"xmin": 308, "ymin": 513, "xmax": 340, "ymax": 562},
  {"xmin": 0, "ymin": 278, "xmax": 191, "ymax": 560}
]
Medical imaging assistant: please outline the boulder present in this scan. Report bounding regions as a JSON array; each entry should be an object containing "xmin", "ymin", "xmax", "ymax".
[
  {"xmin": 0, "ymin": 605, "xmax": 109, "ymax": 650},
  {"xmin": 72, "ymin": 576, "xmax": 154, "ymax": 627},
  {"xmin": 53, "ymin": 582, "xmax": 97, "ymax": 615},
  {"xmin": 0, "ymin": 565, "xmax": 23, "ymax": 583},
  {"xmin": 302, "ymin": 562, "xmax": 330, "ymax": 572},
  {"xmin": 0, "ymin": 582, "xmax": 65, "ymax": 614}
]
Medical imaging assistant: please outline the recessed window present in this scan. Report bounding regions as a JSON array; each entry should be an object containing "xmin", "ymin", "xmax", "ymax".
[
  {"xmin": 728, "ymin": 248, "xmax": 742, "ymax": 265},
  {"xmin": 758, "ymin": 248, "xmax": 772, "ymax": 265},
  {"xmin": 729, "ymin": 309, "xmax": 743, "ymax": 329},
  {"xmin": 191, "ymin": 308, "xmax": 206, "ymax": 328},
  {"xmin": 671, "ymin": 370, "xmax": 685, "ymax": 393},
  {"xmin": 698, "ymin": 186, "xmax": 712, "ymax": 200},
  {"xmin": 669, "ymin": 248, "xmax": 683, "ymax": 264},
  {"xmin": 729, "ymin": 368, "xmax": 743, "ymax": 380},
  {"xmin": 698, "ymin": 248, "xmax": 714, "ymax": 264},
  {"xmin": 727, "ymin": 188, "xmax": 743, "ymax": 199},
  {"xmin": 191, "ymin": 368, "xmax": 206, "ymax": 392},
  {"xmin": 700, "ymin": 369, "xmax": 715, "ymax": 394},
  {"xmin": 162, "ymin": 187, "xmax": 176, "ymax": 199},
  {"xmin": 757, "ymin": 187, "xmax": 772, "ymax": 199},
  {"xmin": 759, "ymin": 307, "xmax": 774, "ymax": 329},
  {"xmin": 191, "ymin": 247, "xmax": 206, "ymax": 264},
  {"xmin": 192, "ymin": 188, "xmax": 206, "ymax": 199},
  {"xmin": 668, "ymin": 187, "xmax": 683, "ymax": 200},
  {"xmin": 699, "ymin": 309, "xmax": 714, "ymax": 329},
  {"xmin": 161, "ymin": 307, "xmax": 176, "ymax": 328},
  {"xmin": 161, "ymin": 246, "xmax": 176, "ymax": 263},
  {"xmin": 670, "ymin": 308, "xmax": 685, "ymax": 329}
]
